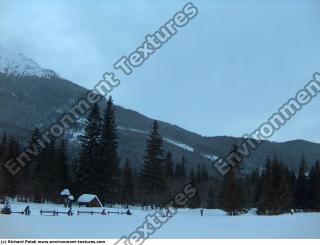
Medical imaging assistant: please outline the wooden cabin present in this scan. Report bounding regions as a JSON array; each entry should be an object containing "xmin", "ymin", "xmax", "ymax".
[{"xmin": 77, "ymin": 194, "xmax": 103, "ymax": 207}]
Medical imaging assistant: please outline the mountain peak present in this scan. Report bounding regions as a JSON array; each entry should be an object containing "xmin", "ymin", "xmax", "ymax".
[{"xmin": 0, "ymin": 46, "xmax": 58, "ymax": 78}]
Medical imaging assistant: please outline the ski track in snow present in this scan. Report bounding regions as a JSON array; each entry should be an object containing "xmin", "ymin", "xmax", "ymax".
[
  {"xmin": 118, "ymin": 126, "xmax": 195, "ymax": 152},
  {"xmin": 117, "ymin": 127, "xmax": 220, "ymax": 159},
  {"xmin": 201, "ymin": 154, "xmax": 218, "ymax": 161}
]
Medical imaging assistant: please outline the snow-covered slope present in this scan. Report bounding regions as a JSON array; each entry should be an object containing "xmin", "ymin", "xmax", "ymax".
[
  {"xmin": 118, "ymin": 126, "xmax": 195, "ymax": 152},
  {"xmin": 0, "ymin": 46, "xmax": 58, "ymax": 78},
  {"xmin": 164, "ymin": 138, "xmax": 194, "ymax": 152}
]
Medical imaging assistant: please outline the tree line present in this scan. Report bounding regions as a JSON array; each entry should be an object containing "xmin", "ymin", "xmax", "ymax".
[
  {"xmin": 0, "ymin": 97, "xmax": 319, "ymax": 215},
  {"xmin": 0, "ymin": 97, "xmax": 210, "ymax": 207},
  {"xmin": 218, "ymin": 146, "xmax": 320, "ymax": 215}
]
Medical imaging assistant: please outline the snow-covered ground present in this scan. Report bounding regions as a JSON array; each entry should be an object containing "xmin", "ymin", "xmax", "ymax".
[{"xmin": 0, "ymin": 202, "xmax": 319, "ymax": 238}]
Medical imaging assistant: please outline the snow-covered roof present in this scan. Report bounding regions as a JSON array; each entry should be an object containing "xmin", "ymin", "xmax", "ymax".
[
  {"xmin": 77, "ymin": 194, "xmax": 102, "ymax": 207},
  {"xmin": 60, "ymin": 189, "xmax": 70, "ymax": 196}
]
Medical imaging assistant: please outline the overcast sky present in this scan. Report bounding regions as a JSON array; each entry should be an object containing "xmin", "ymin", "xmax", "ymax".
[{"xmin": 1, "ymin": 0, "xmax": 320, "ymax": 143}]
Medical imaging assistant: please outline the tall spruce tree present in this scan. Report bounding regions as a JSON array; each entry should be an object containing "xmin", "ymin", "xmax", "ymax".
[
  {"xmin": 295, "ymin": 156, "xmax": 309, "ymax": 211},
  {"xmin": 201, "ymin": 166, "xmax": 209, "ymax": 182},
  {"xmin": 309, "ymin": 161, "xmax": 320, "ymax": 210},
  {"xmin": 219, "ymin": 144, "xmax": 246, "ymax": 215},
  {"xmin": 164, "ymin": 151, "xmax": 174, "ymax": 178},
  {"xmin": 258, "ymin": 157, "xmax": 293, "ymax": 214},
  {"xmin": 0, "ymin": 134, "xmax": 8, "ymax": 199},
  {"xmin": 188, "ymin": 188, "xmax": 201, "ymax": 208},
  {"xmin": 0, "ymin": 136, "xmax": 19, "ymax": 198},
  {"xmin": 257, "ymin": 158, "xmax": 273, "ymax": 213},
  {"xmin": 29, "ymin": 128, "xmax": 44, "ymax": 203},
  {"xmin": 16, "ymin": 158, "xmax": 32, "ymax": 202},
  {"xmin": 175, "ymin": 163, "xmax": 181, "ymax": 178},
  {"xmin": 40, "ymin": 139, "xmax": 58, "ymax": 201},
  {"xmin": 189, "ymin": 168, "xmax": 196, "ymax": 184},
  {"xmin": 180, "ymin": 156, "xmax": 186, "ymax": 178},
  {"xmin": 121, "ymin": 158, "xmax": 134, "ymax": 205},
  {"xmin": 219, "ymin": 168, "xmax": 244, "ymax": 215},
  {"xmin": 271, "ymin": 160, "xmax": 293, "ymax": 214},
  {"xmin": 0, "ymin": 134, "xmax": 6, "ymax": 159},
  {"xmin": 196, "ymin": 165, "xmax": 201, "ymax": 182},
  {"xmin": 206, "ymin": 188, "xmax": 217, "ymax": 209},
  {"xmin": 101, "ymin": 97, "xmax": 120, "ymax": 205},
  {"xmin": 56, "ymin": 139, "xmax": 70, "ymax": 192},
  {"xmin": 140, "ymin": 121, "xmax": 166, "ymax": 205},
  {"xmin": 77, "ymin": 103, "xmax": 102, "ymax": 196}
]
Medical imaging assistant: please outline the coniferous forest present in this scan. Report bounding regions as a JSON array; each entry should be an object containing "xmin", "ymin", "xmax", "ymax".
[{"xmin": 0, "ymin": 97, "xmax": 320, "ymax": 215}]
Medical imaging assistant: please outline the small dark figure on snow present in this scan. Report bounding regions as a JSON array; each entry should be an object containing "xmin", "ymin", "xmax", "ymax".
[
  {"xmin": 200, "ymin": 209, "xmax": 204, "ymax": 216},
  {"xmin": 126, "ymin": 209, "xmax": 132, "ymax": 215},
  {"xmin": 290, "ymin": 209, "xmax": 294, "ymax": 215},
  {"xmin": 67, "ymin": 208, "xmax": 73, "ymax": 216},
  {"xmin": 1, "ymin": 202, "xmax": 12, "ymax": 215},
  {"xmin": 165, "ymin": 208, "xmax": 171, "ymax": 217},
  {"xmin": 68, "ymin": 195, "xmax": 74, "ymax": 208},
  {"xmin": 24, "ymin": 206, "xmax": 31, "ymax": 215}
]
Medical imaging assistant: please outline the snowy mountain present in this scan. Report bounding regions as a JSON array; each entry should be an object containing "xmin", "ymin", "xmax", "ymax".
[
  {"xmin": 0, "ymin": 46, "xmax": 58, "ymax": 78},
  {"xmin": 1, "ymin": 47, "xmax": 320, "ymax": 173}
]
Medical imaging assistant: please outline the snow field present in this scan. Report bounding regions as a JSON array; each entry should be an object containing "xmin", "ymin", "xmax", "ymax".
[{"xmin": 0, "ymin": 202, "xmax": 319, "ymax": 238}]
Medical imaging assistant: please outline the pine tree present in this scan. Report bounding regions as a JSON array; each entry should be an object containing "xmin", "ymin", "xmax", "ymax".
[
  {"xmin": 189, "ymin": 168, "xmax": 196, "ymax": 184},
  {"xmin": 15, "ymin": 162, "xmax": 32, "ymax": 202},
  {"xmin": 164, "ymin": 151, "xmax": 174, "ymax": 178},
  {"xmin": 257, "ymin": 158, "xmax": 273, "ymax": 214},
  {"xmin": 180, "ymin": 156, "xmax": 186, "ymax": 178},
  {"xmin": 248, "ymin": 169, "xmax": 260, "ymax": 207},
  {"xmin": 140, "ymin": 121, "xmax": 166, "ymax": 205},
  {"xmin": 196, "ymin": 165, "xmax": 201, "ymax": 182},
  {"xmin": 100, "ymin": 97, "xmax": 120, "ymax": 205},
  {"xmin": 0, "ymin": 134, "xmax": 8, "ymax": 199},
  {"xmin": 0, "ymin": 136, "xmax": 18, "ymax": 198},
  {"xmin": 201, "ymin": 166, "xmax": 209, "ymax": 182},
  {"xmin": 77, "ymin": 103, "xmax": 102, "ymax": 196},
  {"xmin": 0, "ymin": 134, "xmax": 7, "ymax": 158},
  {"xmin": 309, "ymin": 161, "xmax": 320, "ymax": 211},
  {"xmin": 29, "ymin": 128, "xmax": 44, "ymax": 203},
  {"xmin": 271, "ymin": 160, "xmax": 292, "ymax": 214},
  {"xmin": 219, "ymin": 168, "xmax": 244, "ymax": 215},
  {"xmin": 174, "ymin": 157, "xmax": 187, "ymax": 178},
  {"xmin": 188, "ymin": 188, "xmax": 201, "ymax": 208},
  {"xmin": 121, "ymin": 159, "xmax": 134, "ymax": 205},
  {"xmin": 56, "ymin": 139, "xmax": 70, "ymax": 193},
  {"xmin": 175, "ymin": 163, "xmax": 181, "ymax": 178},
  {"xmin": 258, "ymin": 157, "xmax": 294, "ymax": 214},
  {"xmin": 41, "ymin": 139, "xmax": 58, "ymax": 201},
  {"xmin": 219, "ymin": 144, "xmax": 246, "ymax": 215},
  {"xmin": 295, "ymin": 155, "xmax": 309, "ymax": 211},
  {"xmin": 16, "ymin": 131, "xmax": 36, "ymax": 202},
  {"xmin": 206, "ymin": 188, "xmax": 216, "ymax": 209},
  {"xmin": 230, "ymin": 143, "xmax": 244, "ymax": 178}
]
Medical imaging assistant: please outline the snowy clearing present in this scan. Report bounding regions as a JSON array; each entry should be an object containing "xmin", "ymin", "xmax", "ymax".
[{"xmin": 0, "ymin": 202, "xmax": 319, "ymax": 238}]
